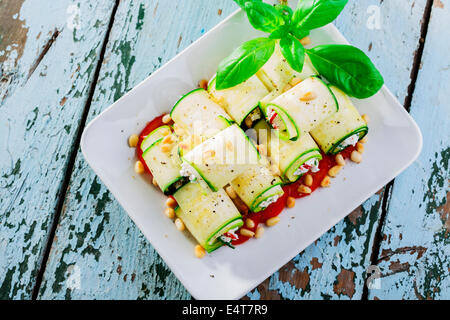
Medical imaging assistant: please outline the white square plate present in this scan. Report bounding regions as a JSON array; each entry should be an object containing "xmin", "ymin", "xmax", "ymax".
[{"xmin": 81, "ymin": 8, "xmax": 422, "ymax": 300}]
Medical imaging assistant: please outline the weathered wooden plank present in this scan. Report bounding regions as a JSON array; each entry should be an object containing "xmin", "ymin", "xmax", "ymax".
[
  {"xmin": 368, "ymin": 0, "xmax": 450, "ymax": 300},
  {"xmin": 0, "ymin": 0, "xmax": 116, "ymax": 299},
  {"xmin": 246, "ymin": 0, "xmax": 428, "ymax": 299},
  {"xmin": 38, "ymin": 0, "xmax": 237, "ymax": 300},
  {"xmin": 39, "ymin": 0, "xmax": 428, "ymax": 300}
]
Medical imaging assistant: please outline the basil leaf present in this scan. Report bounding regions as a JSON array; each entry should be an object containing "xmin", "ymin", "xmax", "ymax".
[
  {"xmin": 269, "ymin": 24, "xmax": 290, "ymax": 39},
  {"xmin": 279, "ymin": 34, "xmax": 305, "ymax": 73},
  {"xmin": 292, "ymin": 0, "xmax": 348, "ymax": 31},
  {"xmin": 306, "ymin": 44, "xmax": 384, "ymax": 98},
  {"xmin": 233, "ymin": 0, "xmax": 261, "ymax": 9},
  {"xmin": 216, "ymin": 38, "xmax": 276, "ymax": 90},
  {"xmin": 244, "ymin": 1, "xmax": 285, "ymax": 33}
]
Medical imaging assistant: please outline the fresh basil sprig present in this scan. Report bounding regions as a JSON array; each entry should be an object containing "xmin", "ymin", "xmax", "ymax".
[{"xmin": 216, "ymin": 0, "xmax": 384, "ymax": 99}]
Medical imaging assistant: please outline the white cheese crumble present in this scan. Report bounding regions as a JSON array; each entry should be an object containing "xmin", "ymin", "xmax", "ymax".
[
  {"xmin": 294, "ymin": 158, "xmax": 320, "ymax": 176},
  {"xmin": 339, "ymin": 134, "xmax": 359, "ymax": 149},
  {"xmin": 259, "ymin": 194, "xmax": 281, "ymax": 209},
  {"xmin": 180, "ymin": 162, "xmax": 198, "ymax": 182},
  {"xmin": 248, "ymin": 108, "xmax": 262, "ymax": 122}
]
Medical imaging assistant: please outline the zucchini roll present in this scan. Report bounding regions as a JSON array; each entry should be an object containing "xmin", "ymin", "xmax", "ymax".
[
  {"xmin": 140, "ymin": 126, "xmax": 187, "ymax": 194},
  {"xmin": 254, "ymin": 120, "xmax": 322, "ymax": 183},
  {"xmin": 173, "ymin": 183, "xmax": 243, "ymax": 253},
  {"xmin": 264, "ymin": 77, "xmax": 338, "ymax": 141},
  {"xmin": 257, "ymin": 42, "xmax": 317, "ymax": 93},
  {"xmin": 311, "ymin": 86, "xmax": 368, "ymax": 155},
  {"xmin": 170, "ymin": 88, "xmax": 232, "ymax": 139},
  {"xmin": 208, "ymin": 75, "xmax": 269, "ymax": 127},
  {"xmin": 230, "ymin": 165, "xmax": 284, "ymax": 212},
  {"xmin": 181, "ymin": 124, "xmax": 260, "ymax": 192}
]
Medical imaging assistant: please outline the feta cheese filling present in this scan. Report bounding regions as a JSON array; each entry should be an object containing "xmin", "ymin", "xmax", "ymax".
[
  {"xmin": 338, "ymin": 134, "xmax": 359, "ymax": 150},
  {"xmin": 259, "ymin": 194, "xmax": 281, "ymax": 209},
  {"xmin": 180, "ymin": 162, "xmax": 198, "ymax": 182},
  {"xmin": 294, "ymin": 158, "xmax": 320, "ymax": 176},
  {"xmin": 219, "ymin": 228, "xmax": 239, "ymax": 244},
  {"xmin": 267, "ymin": 108, "xmax": 283, "ymax": 130}
]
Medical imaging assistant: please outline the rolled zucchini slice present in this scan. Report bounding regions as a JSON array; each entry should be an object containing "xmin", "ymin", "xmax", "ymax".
[
  {"xmin": 254, "ymin": 120, "xmax": 322, "ymax": 183},
  {"xmin": 231, "ymin": 165, "xmax": 284, "ymax": 212},
  {"xmin": 264, "ymin": 77, "xmax": 338, "ymax": 140},
  {"xmin": 256, "ymin": 42, "xmax": 317, "ymax": 93},
  {"xmin": 141, "ymin": 128, "xmax": 186, "ymax": 194},
  {"xmin": 208, "ymin": 75, "xmax": 269, "ymax": 126},
  {"xmin": 170, "ymin": 88, "xmax": 232, "ymax": 139},
  {"xmin": 173, "ymin": 183, "xmax": 243, "ymax": 253},
  {"xmin": 310, "ymin": 86, "xmax": 368, "ymax": 155},
  {"xmin": 181, "ymin": 124, "xmax": 260, "ymax": 192}
]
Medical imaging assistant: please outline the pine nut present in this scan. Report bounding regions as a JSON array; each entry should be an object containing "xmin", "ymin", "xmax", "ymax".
[
  {"xmin": 162, "ymin": 114, "xmax": 172, "ymax": 124},
  {"xmin": 164, "ymin": 207, "xmax": 175, "ymax": 219},
  {"xmin": 173, "ymin": 124, "xmax": 184, "ymax": 136},
  {"xmin": 328, "ymin": 165, "xmax": 343, "ymax": 178},
  {"xmin": 289, "ymin": 77, "xmax": 302, "ymax": 87},
  {"xmin": 266, "ymin": 216, "xmax": 280, "ymax": 227},
  {"xmin": 240, "ymin": 228, "xmax": 255, "ymax": 238},
  {"xmin": 362, "ymin": 114, "xmax": 370, "ymax": 123},
  {"xmin": 245, "ymin": 117, "xmax": 253, "ymax": 128},
  {"xmin": 360, "ymin": 135, "xmax": 368, "ymax": 144},
  {"xmin": 175, "ymin": 218, "xmax": 185, "ymax": 231},
  {"xmin": 134, "ymin": 160, "xmax": 145, "ymax": 174},
  {"xmin": 300, "ymin": 91, "xmax": 316, "ymax": 101},
  {"xmin": 356, "ymin": 142, "xmax": 365, "ymax": 154},
  {"xmin": 162, "ymin": 135, "xmax": 174, "ymax": 144},
  {"xmin": 282, "ymin": 83, "xmax": 293, "ymax": 93},
  {"xmin": 194, "ymin": 245, "xmax": 206, "ymax": 258},
  {"xmin": 226, "ymin": 140, "xmax": 234, "ymax": 152},
  {"xmin": 304, "ymin": 174, "xmax": 313, "ymax": 187},
  {"xmin": 128, "ymin": 134, "xmax": 139, "ymax": 148},
  {"xmin": 198, "ymin": 79, "xmax": 208, "ymax": 90},
  {"xmin": 300, "ymin": 36, "xmax": 311, "ymax": 46},
  {"xmin": 161, "ymin": 127, "xmax": 171, "ymax": 136},
  {"xmin": 245, "ymin": 218, "xmax": 255, "ymax": 229},
  {"xmin": 286, "ymin": 196, "xmax": 296, "ymax": 208},
  {"xmin": 161, "ymin": 144, "xmax": 172, "ymax": 152},
  {"xmin": 269, "ymin": 164, "xmax": 280, "ymax": 176},
  {"xmin": 255, "ymin": 226, "xmax": 265, "ymax": 238},
  {"xmin": 321, "ymin": 176, "xmax": 331, "ymax": 188},
  {"xmin": 152, "ymin": 177, "xmax": 158, "ymax": 187},
  {"xmin": 298, "ymin": 185, "xmax": 312, "ymax": 194},
  {"xmin": 335, "ymin": 153, "xmax": 345, "ymax": 166},
  {"xmin": 350, "ymin": 150, "xmax": 363, "ymax": 164},
  {"xmin": 225, "ymin": 185, "xmax": 237, "ymax": 199},
  {"xmin": 166, "ymin": 197, "xmax": 177, "ymax": 208}
]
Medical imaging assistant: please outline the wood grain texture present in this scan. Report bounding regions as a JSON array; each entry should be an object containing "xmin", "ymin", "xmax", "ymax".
[
  {"xmin": 245, "ymin": 0, "xmax": 428, "ymax": 300},
  {"xmin": 0, "ymin": 0, "xmax": 116, "ymax": 299},
  {"xmin": 38, "ymin": 0, "xmax": 237, "ymax": 300},
  {"xmin": 38, "ymin": 0, "xmax": 430, "ymax": 300},
  {"xmin": 369, "ymin": 0, "xmax": 450, "ymax": 300}
]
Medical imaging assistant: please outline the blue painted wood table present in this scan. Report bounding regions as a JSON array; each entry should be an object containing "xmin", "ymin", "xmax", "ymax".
[{"xmin": 0, "ymin": 0, "xmax": 448, "ymax": 300}]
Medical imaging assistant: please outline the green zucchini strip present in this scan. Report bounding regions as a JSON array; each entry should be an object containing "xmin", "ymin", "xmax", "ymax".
[
  {"xmin": 170, "ymin": 88, "xmax": 232, "ymax": 139},
  {"xmin": 311, "ymin": 86, "xmax": 368, "ymax": 155},
  {"xmin": 173, "ymin": 183, "xmax": 243, "ymax": 253},
  {"xmin": 208, "ymin": 75, "xmax": 269, "ymax": 126}
]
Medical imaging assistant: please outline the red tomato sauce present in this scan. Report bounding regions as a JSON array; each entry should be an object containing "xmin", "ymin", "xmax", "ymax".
[
  {"xmin": 232, "ymin": 146, "xmax": 357, "ymax": 245},
  {"xmin": 137, "ymin": 113, "xmax": 357, "ymax": 247}
]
